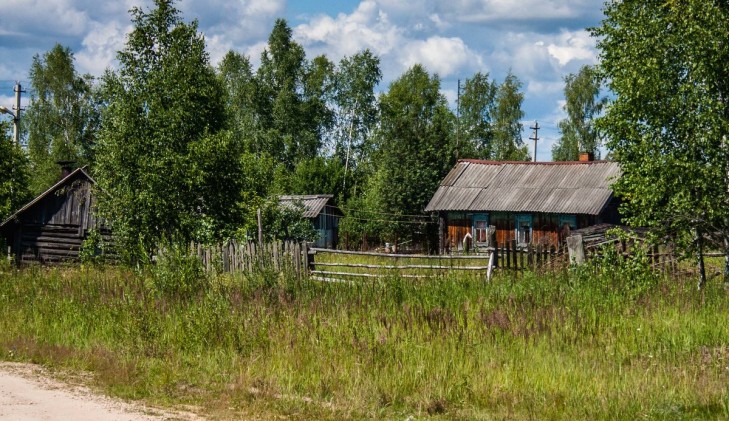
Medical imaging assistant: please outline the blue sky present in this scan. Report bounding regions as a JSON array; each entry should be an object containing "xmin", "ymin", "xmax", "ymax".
[{"xmin": 0, "ymin": 0, "xmax": 604, "ymax": 160}]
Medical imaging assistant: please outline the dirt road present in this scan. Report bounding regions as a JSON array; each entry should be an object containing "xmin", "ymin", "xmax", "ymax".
[{"xmin": 0, "ymin": 362, "xmax": 201, "ymax": 420}]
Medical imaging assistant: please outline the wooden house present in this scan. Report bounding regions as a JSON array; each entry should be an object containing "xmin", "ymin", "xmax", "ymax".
[
  {"xmin": 0, "ymin": 167, "xmax": 112, "ymax": 264},
  {"xmin": 425, "ymin": 159, "xmax": 621, "ymax": 253},
  {"xmin": 278, "ymin": 194, "xmax": 342, "ymax": 248}
]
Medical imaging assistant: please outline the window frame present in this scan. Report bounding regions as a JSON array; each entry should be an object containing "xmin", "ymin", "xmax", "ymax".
[{"xmin": 515, "ymin": 214, "xmax": 533, "ymax": 247}]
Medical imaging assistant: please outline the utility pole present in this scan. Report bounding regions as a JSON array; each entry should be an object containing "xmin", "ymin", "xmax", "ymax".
[
  {"xmin": 13, "ymin": 83, "xmax": 22, "ymax": 145},
  {"xmin": 0, "ymin": 82, "xmax": 23, "ymax": 145},
  {"xmin": 455, "ymin": 79, "xmax": 461, "ymax": 160},
  {"xmin": 529, "ymin": 121, "xmax": 540, "ymax": 162}
]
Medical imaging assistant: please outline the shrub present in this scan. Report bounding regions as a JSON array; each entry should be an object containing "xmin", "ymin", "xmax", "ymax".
[{"xmin": 151, "ymin": 243, "xmax": 208, "ymax": 297}]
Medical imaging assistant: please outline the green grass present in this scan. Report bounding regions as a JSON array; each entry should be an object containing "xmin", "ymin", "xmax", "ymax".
[{"xmin": 0, "ymin": 256, "xmax": 727, "ymax": 419}]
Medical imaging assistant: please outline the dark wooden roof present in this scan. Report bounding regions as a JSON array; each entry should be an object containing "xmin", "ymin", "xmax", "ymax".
[
  {"xmin": 425, "ymin": 160, "xmax": 621, "ymax": 215},
  {"xmin": 0, "ymin": 167, "xmax": 97, "ymax": 229}
]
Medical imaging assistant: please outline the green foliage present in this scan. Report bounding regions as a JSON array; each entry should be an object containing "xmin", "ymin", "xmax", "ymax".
[
  {"xmin": 280, "ymin": 156, "xmax": 345, "ymax": 197},
  {"xmin": 79, "ymin": 229, "xmax": 108, "ymax": 265},
  {"xmin": 593, "ymin": 0, "xmax": 729, "ymax": 262},
  {"xmin": 261, "ymin": 198, "xmax": 318, "ymax": 243},
  {"xmin": 552, "ymin": 65, "xmax": 606, "ymax": 161},
  {"xmin": 151, "ymin": 243, "xmax": 208, "ymax": 297},
  {"xmin": 1, "ymin": 265, "xmax": 728, "ymax": 419},
  {"xmin": 338, "ymin": 170, "xmax": 390, "ymax": 248},
  {"xmin": 491, "ymin": 71, "xmax": 529, "ymax": 161},
  {"xmin": 0, "ymin": 123, "xmax": 31, "ymax": 220},
  {"xmin": 217, "ymin": 51, "xmax": 258, "ymax": 152},
  {"xmin": 369, "ymin": 64, "xmax": 455, "ymax": 244},
  {"xmin": 24, "ymin": 44, "xmax": 100, "ymax": 194},
  {"xmin": 94, "ymin": 0, "xmax": 237, "ymax": 258},
  {"xmin": 254, "ymin": 19, "xmax": 330, "ymax": 169},
  {"xmin": 457, "ymin": 72, "xmax": 497, "ymax": 159},
  {"xmin": 331, "ymin": 50, "xmax": 382, "ymax": 196},
  {"xmin": 571, "ymin": 241, "xmax": 658, "ymax": 299}
]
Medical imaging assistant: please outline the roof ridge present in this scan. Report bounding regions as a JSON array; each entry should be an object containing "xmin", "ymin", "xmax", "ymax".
[{"xmin": 458, "ymin": 159, "xmax": 614, "ymax": 165}]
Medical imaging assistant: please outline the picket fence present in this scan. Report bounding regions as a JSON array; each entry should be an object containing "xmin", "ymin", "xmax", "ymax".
[{"xmin": 188, "ymin": 240, "xmax": 310, "ymax": 276}]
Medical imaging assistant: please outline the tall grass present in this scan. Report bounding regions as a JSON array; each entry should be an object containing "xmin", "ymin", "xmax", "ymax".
[{"xmin": 0, "ymin": 254, "xmax": 727, "ymax": 419}]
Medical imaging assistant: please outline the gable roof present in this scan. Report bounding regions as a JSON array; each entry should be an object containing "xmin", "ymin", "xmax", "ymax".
[
  {"xmin": 0, "ymin": 167, "xmax": 96, "ymax": 229},
  {"xmin": 425, "ymin": 159, "xmax": 621, "ymax": 215},
  {"xmin": 278, "ymin": 194, "xmax": 335, "ymax": 218}
]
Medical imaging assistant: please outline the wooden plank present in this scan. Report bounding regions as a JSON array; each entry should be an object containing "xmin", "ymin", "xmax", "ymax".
[
  {"xmin": 311, "ymin": 270, "xmax": 429, "ymax": 279},
  {"xmin": 223, "ymin": 242, "xmax": 230, "ymax": 272},
  {"xmin": 312, "ymin": 262, "xmax": 490, "ymax": 270},
  {"xmin": 310, "ymin": 248, "xmax": 493, "ymax": 259},
  {"xmin": 566, "ymin": 234, "xmax": 585, "ymax": 265},
  {"xmin": 506, "ymin": 240, "xmax": 512, "ymax": 269},
  {"xmin": 303, "ymin": 242, "xmax": 309, "ymax": 274}
]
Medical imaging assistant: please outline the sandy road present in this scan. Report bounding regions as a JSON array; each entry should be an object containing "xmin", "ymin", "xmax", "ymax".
[{"xmin": 0, "ymin": 362, "xmax": 201, "ymax": 420}]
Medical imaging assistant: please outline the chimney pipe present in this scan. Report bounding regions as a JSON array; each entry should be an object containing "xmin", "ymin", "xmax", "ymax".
[
  {"xmin": 56, "ymin": 160, "xmax": 75, "ymax": 178},
  {"xmin": 579, "ymin": 152, "xmax": 594, "ymax": 162}
]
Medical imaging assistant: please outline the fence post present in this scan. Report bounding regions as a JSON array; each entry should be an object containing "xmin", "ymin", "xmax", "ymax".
[
  {"xmin": 303, "ymin": 242, "xmax": 309, "ymax": 274},
  {"xmin": 505, "ymin": 239, "xmax": 511, "ymax": 269},
  {"xmin": 566, "ymin": 234, "xmax": 585, "ymax": 265},
  {"xmin": 489, "ymin": 226, "xmax": 497, "ymax": 268}
]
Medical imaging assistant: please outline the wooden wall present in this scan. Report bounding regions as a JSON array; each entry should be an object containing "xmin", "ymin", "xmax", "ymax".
[
  {"xmin": 442, "ymin": 211, "xmax": 598, "ymax": 252},
  {"xmin": 4, "ymin": 174, "xmax": 112, "ymax": 264}
]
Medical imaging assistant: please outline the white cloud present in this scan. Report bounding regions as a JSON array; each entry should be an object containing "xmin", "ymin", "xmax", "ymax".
[
  {"xmin": 402, "ymin": 36, "xmax": 482, "ymax": 77},
  {"xmin": 0, "ymin": 95, "xmax": 15, "ymax": 110},
  {"xmin": 245, "ymin": 41, "xmax": 269, "ymax": 69},
  {"xmin": 444, "ymin": 0, "xmax": 597, "ymax": 24},
  {"xmin": 294, "ymin": 1, "xmax": 404, "ymax": 59},
  {"xmin": 180, "ymin": 0, "xmax": 284, "ymax": 50},
  {"xmin": 546, "ymin": 30, "xmax": 596, "ymax": 66},
  {"xmin": 75, "ymin": 21, "xmax": 129, "ymax": 76}
]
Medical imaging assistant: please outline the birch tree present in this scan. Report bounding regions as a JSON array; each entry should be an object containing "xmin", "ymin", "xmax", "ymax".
[{"xmin": 594, "ymin": 0, "xmax": 729, "ymax": 288}]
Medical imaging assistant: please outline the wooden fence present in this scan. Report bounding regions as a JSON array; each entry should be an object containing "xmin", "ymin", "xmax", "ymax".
[
  {"xmin": 490, "ymin": 240, "xmax": 566, "ymax": 272},
  {"xmin": 187, "ymin": 240, "xmax": 310, "ymax": 276},
  {"xmin": 308, "ymin": 243, "xmax": 567, "ymax": 282},
  {"xmin": 181, "ymin": 238, "xmax": 571, "ymax": 281}
]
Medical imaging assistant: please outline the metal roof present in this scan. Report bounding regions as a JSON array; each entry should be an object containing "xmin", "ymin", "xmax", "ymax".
[
  {"xmin": 278, "ymin": 194, "xmax": 334, "ymax": 219},
  {"xmin": 425, "ymin": 160, "xmax": 621, "ymax": 215}
]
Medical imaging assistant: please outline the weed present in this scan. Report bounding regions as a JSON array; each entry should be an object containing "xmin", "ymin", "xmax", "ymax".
[{"xmin": 0, "ymin": 260, "xmax": 726, "ymax": 419}]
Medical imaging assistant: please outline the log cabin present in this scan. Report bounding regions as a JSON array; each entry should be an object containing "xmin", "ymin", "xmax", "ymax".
[
  {"xmin": 0, "ymin": 167, "xmax": 112, "ymax": 264},
  {"xmin": 425, "ymin": 158, "xmax": 621, "ymax": 253}
]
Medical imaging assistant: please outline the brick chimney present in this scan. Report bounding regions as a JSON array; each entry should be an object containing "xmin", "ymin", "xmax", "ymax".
[{"xmin": 579, "ymin": 152, "xmax": 594, "ymax": 162}]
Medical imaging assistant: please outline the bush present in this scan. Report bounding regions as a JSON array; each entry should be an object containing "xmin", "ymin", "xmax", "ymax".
[{"xmin": 151, "ymin": 243, "xmax": 208, "ymax": 297}]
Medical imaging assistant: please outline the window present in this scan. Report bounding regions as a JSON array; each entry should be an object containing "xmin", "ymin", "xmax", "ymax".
[
  {"xmin": 558, "ymin": 214, "xmax": 577, "ymax": 241},
  {"xmin": 472, "ymin": 213, "xmax": 489, "ymax": 243},
  {"xmin": 515, "ymin": 214, "xmax": 532, "ymax": 246},
  {"xmin": 558, "ymin": 215, "xmax": 577, "ymax": 230}
]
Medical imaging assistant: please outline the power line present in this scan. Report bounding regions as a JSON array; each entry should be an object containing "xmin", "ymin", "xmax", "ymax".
[
  {"xmin": 326, "ymin": 204, "xmax": 432, "ymax": 219},
  {"xmin": 338, "ymin": 214, "xmax": 437, "ymax": 225}
]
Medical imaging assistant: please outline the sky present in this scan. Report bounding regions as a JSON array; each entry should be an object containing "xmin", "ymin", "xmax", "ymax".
[{"xmin": 0, "ymin": 0, "xmax": 604, "ymax": 161}]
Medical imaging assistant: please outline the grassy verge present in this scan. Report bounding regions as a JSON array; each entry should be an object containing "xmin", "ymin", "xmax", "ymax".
[{"xmin": 0, "ymin": 258, "xmax": 727, "ymax": 419}]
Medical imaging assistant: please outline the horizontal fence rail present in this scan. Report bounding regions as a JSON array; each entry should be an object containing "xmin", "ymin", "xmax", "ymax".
[
  {"xmin": 171, "ymin": 240, "xmax": 573, "ymax": 282},
  {"xmin": 177, "ymin": 234, "xmax": 698, "ymax": 282}
]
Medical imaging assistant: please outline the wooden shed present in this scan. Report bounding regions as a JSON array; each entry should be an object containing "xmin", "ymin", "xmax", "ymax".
[
  {"xmin": 0, "ymin": 167, "xmax": 112, "ymax": 264},
  {"xmin": 278, "ymin": 194, "xmax": 342, "ymax": 248},
  {"xmin": 425, "ymin": 159, "xmax": 621, "ymax": 253}
]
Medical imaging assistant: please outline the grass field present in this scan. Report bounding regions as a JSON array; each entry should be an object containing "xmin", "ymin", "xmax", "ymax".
[{"xmin": 0, "ymin": 254, "xmax": 727, "ymax": 419}]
